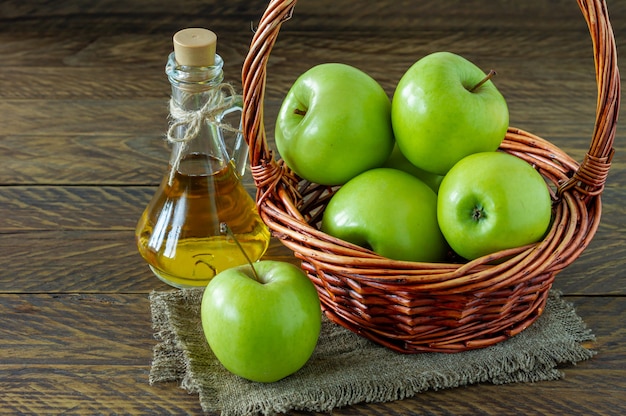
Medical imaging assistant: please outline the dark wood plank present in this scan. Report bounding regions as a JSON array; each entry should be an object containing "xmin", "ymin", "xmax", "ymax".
[
  {"xmin": 0, "ymin": 28, "xmax": 620, "ymax": 187},
  {"xmin": 0, "ymin": 100, "xmax": 166, "ymax": 137},
  {"xmin": 0, "ymin": 231, "xmax": 298, "ymax": 293},
  {"xmin": 3, "ymin": 0, "xmax": 624, "ymax": 34},
  {"xmin": 0, "ymin": 28, "xmax": 607, "ymax": 115},
  {"xmin": 5, "ymin": 183, "xmax": 624, "ymax": 234},
  {"xmin": 0, "ymin": 231, "xmax": 169, "ymax": 293},
  {"xmin": 2, "ymin": 131, "xmax": 622, "ymax": 186},
  {"xmin": 0, "ymin": 365, "xmax": 203, "ymax": 415},
  {"xmin": 0, "ymin": 229, "xmax": 623, "ymax": 295},
  {"xmin": 0, "ymin": 294, "xmax": 623, "ymax": 415},
  {"xmin": 0, "ymin": 135, "xmax": 170, "ymax": 185},
  {"xmin": 0, "ymin": 186, "xmax": 150, "ymax": 231},
  {"xmin": 0, "ymin": 29, "xmax": 603, "ymax": 93},
  {"xmin": 0, "ymin": 95, "xmax": 611, "ymax": 185},
  {"xmin": 0, "ymin": 34, "xmax": 248, "ymax": 92}
]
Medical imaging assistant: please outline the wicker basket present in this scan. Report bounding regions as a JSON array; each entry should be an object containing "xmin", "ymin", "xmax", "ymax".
[{"xmin": 241, "ymin": 0, "xmax": 620, "ymax": 353}]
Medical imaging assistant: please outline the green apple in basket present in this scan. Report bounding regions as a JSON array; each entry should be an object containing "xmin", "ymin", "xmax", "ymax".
[
  {"xmin": 321, "ymin": 168, "xmax": 448, "ymax": 263},
  {"xmin": 201, "ymin": 225, "xmax": 321, "ymax": 383},
  {"xmin": 437, "ymin": 151, "xmax": 553, "ymax": 260},
  {"xmin": 392, "ymin": 51, "xmax": 509, "ymax": 175},
  {"xmin": 275, "ymin": 63, "xmax": 395, "ymax": 185}
]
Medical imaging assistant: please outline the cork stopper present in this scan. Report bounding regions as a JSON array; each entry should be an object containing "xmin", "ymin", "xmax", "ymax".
[{"xmin": 173, "ymin": 28, "xmax": 217, "ymax": 67}]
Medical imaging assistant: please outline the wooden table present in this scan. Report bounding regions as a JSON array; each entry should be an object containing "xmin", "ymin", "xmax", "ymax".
[{"xmin": 1, "ymin": 0, "xmax": 624, "ymax": 414}]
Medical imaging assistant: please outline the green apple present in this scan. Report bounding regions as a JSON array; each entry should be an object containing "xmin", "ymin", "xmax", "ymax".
[
  {"xmin": 382, "ymin": 144, "xmax": 444, "ymax": 192},
  {"xmin": 321, "ymin": 168, "xmax": 448, "ymax": 262},
  {"xmin": 392, "ymin": 51, "xmax": 509, "ymax": 175},
  {"xmin": 437, "ymin": 151, "xmax": 552, "ymax": 260},
  {"xmin": 275, "ymin": 63, "xmax": 395, "ymax": 185},
  {"xmin": 201, "ymin": 260, "xmax": 321, "ymax": 383}
]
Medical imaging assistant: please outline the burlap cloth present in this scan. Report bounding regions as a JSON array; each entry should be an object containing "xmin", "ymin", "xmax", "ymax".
[{"xmin": 149, "ymin": 288, "xmax": 595, "ymax": 416}]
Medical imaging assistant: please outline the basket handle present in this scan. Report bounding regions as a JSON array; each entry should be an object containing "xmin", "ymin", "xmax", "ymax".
[
  {"xmin": 558, "ymin": 0, "xmax": 620, "ymax": 199},
  {"xmin": 241, "ymin": 0, "xmax": 297, "ymax": 205},
  {"xmin": 242, "ymin": 0, "xmax": 620, "ymax": 201}
]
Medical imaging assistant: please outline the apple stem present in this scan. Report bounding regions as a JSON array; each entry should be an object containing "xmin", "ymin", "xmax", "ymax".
[
  {"xmin": 220, "ymin": 222, "xmax": 260, "ymax": 282},
  {"xmin": 469, "ymin": 69, "xmax": 497, "ymax": 92},
  {"xmin": 293, "ymin": 108, "xmax": 307, "ymax": 116}
]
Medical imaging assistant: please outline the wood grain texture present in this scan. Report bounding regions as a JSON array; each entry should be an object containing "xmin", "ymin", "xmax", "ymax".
[
  {"xmin": 0, "ymin": 295, "xmax": 623, "ymax": 415},
  {"xmin": 1, "ymin": 0, "xmax": 624, "ymax": 414},
  {"xmin": 3, "ymin": 0, "xmax": 626, "ymax": 33},
  {"xmin": 4, "ymin": 183, "xmax": 624, "ymax": 232},
  {"xmin": 0, "ymin": 229, "xmax": 623, "ymax": 295},
  {"xmin": 0, "ymin": 231, "xmax": 298, "ymax": 293}
]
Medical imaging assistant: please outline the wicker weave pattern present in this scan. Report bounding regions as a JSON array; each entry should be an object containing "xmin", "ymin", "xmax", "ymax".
[{"xmin": 241, "ymin": 0, "xmax": 620, "ymax": 353}]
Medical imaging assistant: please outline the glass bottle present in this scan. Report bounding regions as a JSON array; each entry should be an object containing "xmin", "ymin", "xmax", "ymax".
[{"xmin": 135, "ymin": 28, "xmax": 270, "ymax": 288}]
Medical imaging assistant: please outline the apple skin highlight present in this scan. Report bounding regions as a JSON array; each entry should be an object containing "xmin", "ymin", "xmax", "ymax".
[
  {"xmin": 437, "ymin": 151, "xmax": 552, "ymax": 260},
  {"xmin": 201, "ymin": 260, "xmax": 321, "ymax": 383},
  {"xmin": 392, "ymin": 51, "xmax": 509, "ymax": 176},
  {"xmin": 275, "ymin": 63, "xmax": 395, "ymax": 185}
]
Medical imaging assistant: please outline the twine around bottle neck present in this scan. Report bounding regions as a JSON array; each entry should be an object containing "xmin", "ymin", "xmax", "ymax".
[{"xmin": 166, "ymin": 82, "xmax": 241, "ymax": 186}]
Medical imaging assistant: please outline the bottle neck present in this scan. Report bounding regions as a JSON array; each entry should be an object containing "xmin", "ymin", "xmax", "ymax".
[
  {"xmin": 165, "ymin": 52, "xmax": 231, "ymax": 178},
  {"xmin": 166, "ymin": 52, "xmax": 225, "ymax": 109}
]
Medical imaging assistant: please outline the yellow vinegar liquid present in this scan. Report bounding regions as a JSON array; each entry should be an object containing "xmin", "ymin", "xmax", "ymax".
[{"xmin": 135, "ymin": 154, "xmax": 270, "ymax": 288}]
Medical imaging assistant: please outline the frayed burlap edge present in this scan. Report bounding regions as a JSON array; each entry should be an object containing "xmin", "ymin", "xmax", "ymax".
[{"xmin": 149, "ymin": 289, "xmax": 595, "ymax": 416}]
